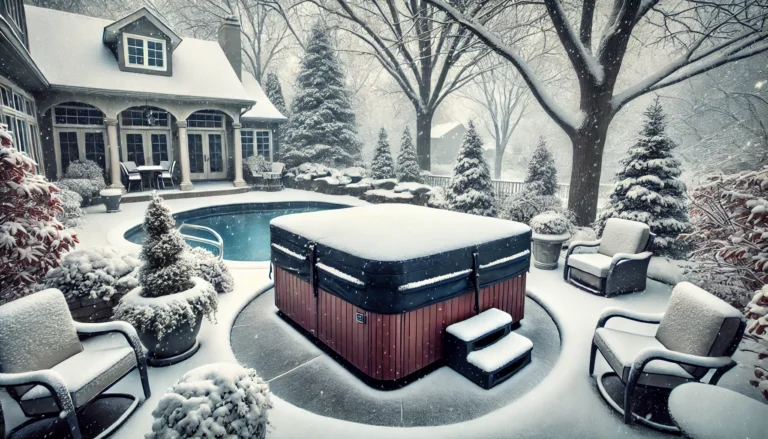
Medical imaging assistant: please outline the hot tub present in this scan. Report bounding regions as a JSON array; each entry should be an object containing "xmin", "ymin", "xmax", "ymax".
[{"xmin": 270, "ymin": 204, "xmax": 531, "ymax": 381}]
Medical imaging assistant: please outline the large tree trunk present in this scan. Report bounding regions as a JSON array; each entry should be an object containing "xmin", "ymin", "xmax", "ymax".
[
  {"xmin": 567, "ymin": 109, "xmax": 612, "ymax": 226},
  {"xmin": 494, "ymin": 141, "xmax": 505, "ymax": 179},
  {"xmin": 416, "ymin": 110, "xmax": 433, "ymax": 170}
]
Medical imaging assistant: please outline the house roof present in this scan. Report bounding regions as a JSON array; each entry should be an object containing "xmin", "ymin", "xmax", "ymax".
[
  {"xmin": 24, "ymin": 5, "xmax": 253, "ymax": 105},
  {"xmin": 431, "ymin": 122, "xmax": 466, "ymax": 139},
  {"xmin": 103, "ymin": 7, "xmax": 182, "ymax": 51},
  {"xmin": 240, "ymin": 70, "xmax": 287, "ymax": 122}
]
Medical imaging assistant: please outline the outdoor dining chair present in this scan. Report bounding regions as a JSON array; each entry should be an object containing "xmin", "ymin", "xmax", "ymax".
[
  {"xmin": 157, "ymin": 160, "xmax": 176, "ymax": 189},
  {"xmin": 0, "ymin": 289, "xmax": 151, "ymax": 439},
  {"xmin": 262, "ymin": 162, "xmax": 285, "ymax": 191},
  {"xmin": 589, "ymin": 282, "xmax": 746, "ymax": 431},
  {"xmin": 120, "ymin": 162, "xmax": 142, "ymax": 192},
  {"xmin": 563, "ymin": 218, "xmax": 654, "ymax": 296}
]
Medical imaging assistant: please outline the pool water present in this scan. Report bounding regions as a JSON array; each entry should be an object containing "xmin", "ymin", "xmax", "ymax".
[{"xmin": 124, "ymin": 202, "xmax": 346, "ymax": 261}]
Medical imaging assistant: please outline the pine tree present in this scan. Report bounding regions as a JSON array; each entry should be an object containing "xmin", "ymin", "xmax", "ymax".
[
  {"xmin": 596, "ymin": 98, "xmax": 692, "ymax": 258},
  {"xmin": 371, "ymin": 128, "xmax": 395, "ymax": 179},
  {"xmin": 138, "ymin": 193, "xmax": 194, "ymax": 298},
  {"xmin": 524, "ymin": 137, "xmax": 558, "ymax": 196},
  {"xmin": 446, "ymin": 121, "xmax": 497, "ymax": 217},
  {"xmin": 396, "ymin": 127, "xmax": 422, "ymax": 182},
  {"xmin": 281, "ymin": 23, "xmax": 361, "ymax": 168},
  {"xmin": 264, "ymin": 72, "xmax": 288, "ymax": 155}
]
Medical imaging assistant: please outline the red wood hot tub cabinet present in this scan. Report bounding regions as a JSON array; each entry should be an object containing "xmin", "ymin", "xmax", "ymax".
[{"xmin": 270, "ymin": 204, "xmax": 531, "ymax": 382}]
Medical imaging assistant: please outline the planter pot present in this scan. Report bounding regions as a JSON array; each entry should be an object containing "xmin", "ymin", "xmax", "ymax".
[
  {"xmin": 138, "ymin": 312, "xmax": 203, "ymax": 367},
  {"xmin": 80, "ymin": 195, "xmax": 92, "ymax": 207},
  {"xmin": 531, "ymin": 232, "xmax": 570, "ymax": 270},
  {"xmin": 100, "ymin": 189, "xmax": 123, "ymax": 212}
]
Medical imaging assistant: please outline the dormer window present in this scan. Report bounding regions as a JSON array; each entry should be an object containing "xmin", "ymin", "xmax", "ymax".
[{"xmin": 123, "ymin": 33, "xmax": 166, "ymax": 71}]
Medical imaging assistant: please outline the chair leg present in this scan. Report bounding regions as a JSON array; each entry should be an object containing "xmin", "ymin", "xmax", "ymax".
[
  {"xmin": 589, "ymin": 341, "xmax": 598, "ymax": 376},
  {"xmin": 710, "ymin": 361, "xmax": 737, "ymax": 385},
  {"xmin": 623, "ymin": 374, "xmax": 639, "ymax": 424},
  {"xmin": 138, "ymin": 361, "xmax": 151, "ymax": 400}
]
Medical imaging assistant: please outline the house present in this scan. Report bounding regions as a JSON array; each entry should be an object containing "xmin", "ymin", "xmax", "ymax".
[
  {"xmin": 431, "ymin": 122, "xmax": 467, "ymax": 165},
  {"xmin": 0, "ymin": 3, "xmax": 286, "ymax": 191}
]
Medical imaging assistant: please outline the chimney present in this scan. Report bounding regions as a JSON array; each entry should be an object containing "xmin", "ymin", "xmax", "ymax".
[{"xmin": 218, "ymin": 15, "xmax": 242, "ymax": 80}]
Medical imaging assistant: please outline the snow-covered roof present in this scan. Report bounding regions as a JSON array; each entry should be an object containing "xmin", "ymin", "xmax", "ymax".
[
  {"xmin": 431, "ymin": 122, "xmax": 466, "ymax": 139},
  {"xmin": 240, "ymin": 70, "xmax": 288, "ymax": 122},
  {"xmin": 24, "ymin": 6, "xmax": 253, "ymax": 104},
  {"xmin": 271, "ymin": 204, "xmax": 530, "ymax": 261}
]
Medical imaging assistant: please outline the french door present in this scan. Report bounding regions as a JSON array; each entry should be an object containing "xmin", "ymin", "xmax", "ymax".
[
  {"xmin": 54, "ymin": 129, "xmax": 108, "ymax": 177},
  {"xmin": 188, "ymin": 131, "xmax": 227, "ymax": 180},
  {"xmin": 120, "ymin": 130, "xmax": 171, "ymax": 166}
]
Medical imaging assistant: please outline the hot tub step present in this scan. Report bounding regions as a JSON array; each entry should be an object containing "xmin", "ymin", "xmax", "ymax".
[
  {"xmin": 444, "ymin": 308, "xmax": 513, "ymax": 358},
  {"xmin": 452, "ymin": 332, "xmax": 533, "ymax": 389}
]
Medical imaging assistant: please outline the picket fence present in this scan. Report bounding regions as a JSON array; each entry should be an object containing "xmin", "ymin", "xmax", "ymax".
[{"xmin": 422, "ymin": 175, "xmax": 614, "ymax": 201}]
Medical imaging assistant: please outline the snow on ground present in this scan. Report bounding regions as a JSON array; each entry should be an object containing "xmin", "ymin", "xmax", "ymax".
[
  {"xmin": 648, "ymin": 256, "xmax": 694, "ymax": 285},
  {"xmin": 1, "ymin": 189, "xmax": 697, "ymax": 438}
]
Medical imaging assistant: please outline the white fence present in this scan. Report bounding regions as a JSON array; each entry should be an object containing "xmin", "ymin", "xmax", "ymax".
[{"xmin": 422, "ymin": 175, "xmax": 614, "ymax": 201}]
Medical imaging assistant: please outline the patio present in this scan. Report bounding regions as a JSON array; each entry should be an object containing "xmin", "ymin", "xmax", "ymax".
[{"xmin": 1, "ymin": 189, "xmax": 759, "ymax": 438}]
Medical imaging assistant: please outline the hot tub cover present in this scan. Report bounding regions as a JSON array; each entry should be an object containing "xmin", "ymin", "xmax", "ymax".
[{"xmin": 271, "ymin": 204, "xmax": 531, "ymax": 313}]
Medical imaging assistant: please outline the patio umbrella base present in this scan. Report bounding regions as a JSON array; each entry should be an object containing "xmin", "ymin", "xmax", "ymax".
[
  {"xmin": 8, "ymin": 394, "xmax": 138, "ymax": 439},
  {"xmin": 596, "ymin": 371, "xmax": 679, "ymax": 433}
]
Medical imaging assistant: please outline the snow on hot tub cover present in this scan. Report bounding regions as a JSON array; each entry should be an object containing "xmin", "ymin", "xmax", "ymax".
[{"xmin": 270, "ymin": 204, "xmax": 531, "ymax": 313}]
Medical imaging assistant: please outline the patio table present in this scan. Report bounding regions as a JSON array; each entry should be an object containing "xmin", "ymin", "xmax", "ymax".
[
  {"xmin": 136, "ymin": 165, "xmax": 163, "ymax": 189},
  {"xmin": 668, "ymin": 382, "xmax": 767, "ymax": 439}
]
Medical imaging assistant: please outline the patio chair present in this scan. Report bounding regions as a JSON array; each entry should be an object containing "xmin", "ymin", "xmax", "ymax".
[
  {"xmin": 120, "ymin": 162, "xmax": 143, "ymax": 192},
  {"xmin": 563, "ymin": 218, "xmax": 654, "ymax": 296},
  {"xmin": 589, "ymin": 282, "xmax": 745, "ymax": 430},
  {"xmin": 0, "ymin": 289, "xmax": 151, "ymax": 439},
  {"xmin": 262, "ymin": 162, "xmax": 285, "ymax": 191},
  {"xmin": 157, "ymin": 160, "xmax": 176, "ymax": 189}
]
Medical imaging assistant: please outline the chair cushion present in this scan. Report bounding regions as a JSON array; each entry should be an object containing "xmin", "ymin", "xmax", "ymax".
[
  {"xmin": 655, "ymin": 282, "xmax": 744, "ymax": 377},
  {"xmin": 594, "ymin": 327, "xmax": 694, "ymax": 389},
  {"xmin": 0, "ymin": 289, "xmax": 82, "ymax": 398},
  {"xmin": 598, "ymin": 218, "xmax": 650, "ymax": 257},
  {"xmin": 567, "ymin": 253, "xmax": 613, "ymax": 277},
  {"xmin": 19, "ymin": 346, "xmax": 136, "ymax": 415}
]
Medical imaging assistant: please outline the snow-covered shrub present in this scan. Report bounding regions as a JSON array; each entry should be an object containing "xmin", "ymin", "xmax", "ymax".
[
  {"xmin": 147, "ymin": 363, "xmax": 272, "ymax": 439},
  {"xmin": 371, "ymin": 128, "xmax": 395, "ymax": 179},
  {"xmin": 745, "ymin": 286, "xmax": 768, "ymax": 401},
  {"xmin": 63, "ymin": 159, "xmax": 106, "ymax": 192},
  {"xmin": 426, "ymin": 186, "xmax": 448, "ymax": 209},
  {"xmin": 43, "ymin": 247, "xmax": 140, "ymax": 301},
  {"xmin": 684, "ymin": 166, "xmax": 768, "ymax": 308},
  {"xmin": 500, "ymin": 189, "xmax": 563, "ymax": 223},
  {"xmin": 396, "ymin": 127, "xmax": 422, "ymax": 183},
  {"xmin": 530, "ymin": 211, "xmax": 569, "ymax": 235},
  {"xmin": 292, "ymin": 162, "xmax": 333, "ymax": 180},
  {"xmin": 244, "ymin": 155, "xmax": 271, "ymax": 178},
  {"xmin": 0, "ymin": 127, "xmax": 78, "ymax": 302},
  {"xmin": 186, "ymin": 247, "xmax": 234, "ymax": 294},
  {"xmin": 596, "ymin": 99, "xmax": 692, "ymax": 259},
  {"xmin": 446, "ymin": 121, "xmax": 497, "ymax": 217},
  {"xmin": 55, "ymin": 188, "xmax": 86, "ymax": 228},
  {"xmin": 57, "ymin": 178, "xmax": 100, "ymax": 200},
  {"xmin": 524, "ymin": 137, "xmax": 558, "ymax": 196}
]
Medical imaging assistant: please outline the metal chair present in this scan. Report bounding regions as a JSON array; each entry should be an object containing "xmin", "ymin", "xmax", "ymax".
[
  {"xmin": 261, "ymin": 162, "xmax": 285, "ymax": 191},
  {"xmin": 564, "ymin": 218, "xmax": 655, "ymax": 296},
  {"xmin": 120, "ymin": 162, "xmax": 143, "ymax": 192},
  {"xmin": 157, "ymin": 160, "xmax": 175, "ymax": 189},
  {"xmin": 589, "ymin": 282, "xmax": 746, "ymax": 432},
  {"xmin": 0, "ymin": 289, "xmax": 151, "ymax": 439}
]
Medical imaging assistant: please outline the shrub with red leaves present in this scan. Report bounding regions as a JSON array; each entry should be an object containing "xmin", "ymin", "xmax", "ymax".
[
  {"xmin": 746, "ymin": 286, "xmax": 768, "ymax": 400},
  {"xmin": 0, "ymin": 126, "xmax": 78, "ymax": 302}
]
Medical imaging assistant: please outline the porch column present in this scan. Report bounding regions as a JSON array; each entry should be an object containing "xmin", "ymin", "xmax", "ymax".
[
  {"xmin": 232, "ymin": 123, "xmax": 246, "ymax": 187},
  {"xmin": 105, "ymin": 118, "xmax": 125, "ymax": 192},
  {"xmin": 177, "ymin": 121, "xmax": 193, "ymax": 191}
]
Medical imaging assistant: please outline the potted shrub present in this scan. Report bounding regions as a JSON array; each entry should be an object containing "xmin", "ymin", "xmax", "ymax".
[
  {"xmin": 147, "ymin": 363, "xmax": 272, "ymax": 439},
  {"xmin": 59, "ymin": 160, "xmax": 106, "ymax": 206},
  {"xmin": 99, "ymin": 188, "xmax": 123, "ymax": 212},
  {"xmin": 185, "ymin": 247, "xmax": 234, "ymax": 294},
  {"xmin": 530, "ymin": 211, "xmax": 571, "ymax": 270},
  {"xmin": 114, "ymin": 194, "xmax": 217, "ymax": 366}
]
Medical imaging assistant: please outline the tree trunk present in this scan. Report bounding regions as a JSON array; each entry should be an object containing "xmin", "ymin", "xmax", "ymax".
[
  {"xmin": 567, "ymin": 111, "xmax": 611, "ymax": 226},
  {"xmin": 416, "ymin": 110, "xmax": 433, "ymax": 171},
  {"xmin": 494, "ymin": 141, "xmax": 505, "ymax": 179}
]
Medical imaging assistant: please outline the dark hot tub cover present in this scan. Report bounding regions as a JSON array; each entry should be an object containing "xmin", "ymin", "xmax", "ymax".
[{"xmin": 270, "ymin": 204, "xmax": 531, "ymax": 313}]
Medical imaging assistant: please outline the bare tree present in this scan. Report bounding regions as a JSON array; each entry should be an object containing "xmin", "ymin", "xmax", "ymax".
[
  {"xmin": 424, "ymin": 0, "xmax": 768, "ymax": 225},
  {"xmin": 311, "ymin": 0, "xmax": 525, "ymax": 170}
]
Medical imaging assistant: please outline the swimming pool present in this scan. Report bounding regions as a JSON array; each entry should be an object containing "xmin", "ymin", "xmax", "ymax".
[{"xmin": 124, "ymin": 202, "xmax": 347, "ymax": 261}]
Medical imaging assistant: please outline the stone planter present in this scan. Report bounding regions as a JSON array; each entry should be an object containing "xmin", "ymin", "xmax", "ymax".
[
  {"xmin": 100, "ymin": 189, "xmax": 123, "ymax": 212},
  {"xmin": 531, "ymin": 232, "xmax": 570, "ymax": 270},
  {"xmin": 139, "ymin": 312, "xmax": 203, "ymax": 367}
]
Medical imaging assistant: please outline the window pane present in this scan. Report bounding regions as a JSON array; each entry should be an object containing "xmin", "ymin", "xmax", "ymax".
[
  {"xmin": 241, "ymin": 131, "xmax": 254, "ymax": 158},
  {"xmin": 209, "ymin": 134, "xmax": 223, "ymax": 172},
  {"xmin": 188, "ymin": 134, "xmax": 204, "ymax": 173},
  {"xmin": 59, "ymin": 131, "xmax": 79, "ymax": 171},
  {"xmin": 187, "ymin": 111, "xmax": 223, "ymax": 128},
  {"xmin": 127, "ymin": 37, "xmax": 144, "ymax": 65},
  {"xmin": 151, "ymin": 134, "xmax": 168, "ymax": 164},
  {"xmin": 256, "ymin": 131, "xmax": 270, "ymax": 159},
  {"xmin": 1, "ymin": 87, "xmax": 9, "ymax": 107},
  {"xmin": 15, "ymin": 119, "xmax": 27, "ymax": 153},
  {"xmin": 147, "ymin": 40, "xmax": 164, "ymax": 67},
  {"xmin": 121, "ymin": 109, "xmax": 168, "ymax": 127},
  {"xmin": 54, "ymin": 106, "xmax": 103, "ymax": 125},
  {"xmin": 125, "ymin": 133, "xmax": 145, "ymax": 165},
  {"xmin": 13, "ymin": 94, "xmax": 23, "ymax": 112},
  {"xmin": 30, "ymin": 125, "xmax": 40, "ymax": 165},
  {"xmin": 85, "ymin": 132, "xmax": 106, "ymax": 171}
]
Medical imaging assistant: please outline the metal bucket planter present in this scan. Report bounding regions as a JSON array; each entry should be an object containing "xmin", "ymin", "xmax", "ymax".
[
  {"xmin": 100, "ymin": 189, "xmax": 123, "ymax": 212},
  {"xmin": 531, "ymin": 232, "xmax": 570, "ymax": 270}
]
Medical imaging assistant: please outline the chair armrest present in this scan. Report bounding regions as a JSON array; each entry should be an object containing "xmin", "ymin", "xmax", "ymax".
[
  {"xmin": 632, "ymin": 348, "xmax": 734, "ymax": 372},
  {"xmin": 566, "ymin": 240, "xmax": 601, "ymax": 257},
  {"xmin": 596, "ymin": 307, "xmax": 664, "ymax": 329},
  {"xmin": 74, "ymin": 321, "xmax": 146, "ymax": 364},
  {"xmin": 0, "ymin": 370, "xmax": 76, "ymax": 414},
  {"xmin": 611, "ymin": 251, "xmax": 653, "ymax": 267}
]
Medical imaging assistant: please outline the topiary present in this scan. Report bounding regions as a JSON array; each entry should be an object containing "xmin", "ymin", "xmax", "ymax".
[
  {"xmin": 148, "ymin": 363, "xmax": 272, "ymax": 439},
  {"xmin": 186, "ymin": 247, "xmax": 234, "ymax": 294}
]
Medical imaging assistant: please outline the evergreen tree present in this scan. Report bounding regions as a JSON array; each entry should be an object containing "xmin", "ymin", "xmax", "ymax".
[
  {"xmin": 138, "ymin": 193, "xmax": 194, "ymax": 297},
  {"xmin": 396, "ymin": 127, "xmax": 422, "ymax": 182},
  {"xmin": 524, "ymin": 137, "xmax": 558, "ymax": 196},
  {"xmin": 446, "ymin": 121, "xmax": 497, "ymax": 217},
  {"xmin": 264, "ymin": 72, "xmax": 288, "ymax": 155},
  {"xmin": 596, "ymin": 98, "xmax": 692, "ymax": 258},
  {"xmin": 281, "ymin": 24, "xmax": 361, "ymax": 168},
  {"xmin": 371, "ymin": 128, "xmax": 395, "ymax": 179}
]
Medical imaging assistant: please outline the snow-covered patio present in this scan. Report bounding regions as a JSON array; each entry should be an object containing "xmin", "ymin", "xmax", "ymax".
[{"xmin": 1, "ymin": 189, "xmax": 757, "ymax": 438}]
